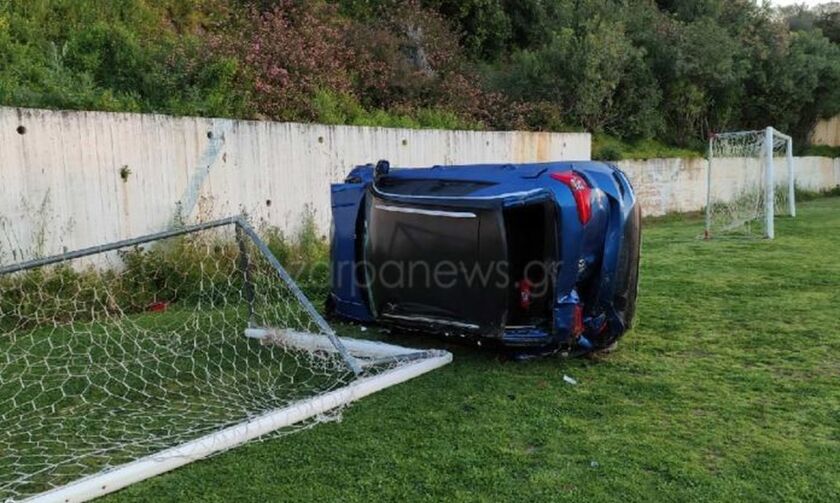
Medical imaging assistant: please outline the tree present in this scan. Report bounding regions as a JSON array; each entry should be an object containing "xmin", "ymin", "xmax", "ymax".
[
  {"xmin": 815, "ymin": 10, "xmax": 840, "ymax": 44},
  {"xmin": 421, "ymin": 0, "xmax": 511, "ymax": 59},
  {"xmin": 744, "ymin": 29, "xmax": 840, "ymax": 141}
]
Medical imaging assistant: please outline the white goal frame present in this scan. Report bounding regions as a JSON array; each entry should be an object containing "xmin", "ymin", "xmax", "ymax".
[
  {"xmin": 30, "ymin": 335, "xmax": 450, "ymax": 503},
  {"xmin": 1, "ymin": 217, "xmax": 452, "ymax": 503},
  {"xmin": 705, "ymin": 126, "xmax": 795, "ymax": 239}
]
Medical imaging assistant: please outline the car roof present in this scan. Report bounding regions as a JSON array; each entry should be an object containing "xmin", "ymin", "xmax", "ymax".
[{"xmin": 369, "ymin": 161, "xmax": 616, "ymax": 198}]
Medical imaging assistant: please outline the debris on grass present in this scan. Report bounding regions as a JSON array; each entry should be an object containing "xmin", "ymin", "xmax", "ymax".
[{"xmin": 563, "ymin": 375, "xmax": 577, "ymax": 385}]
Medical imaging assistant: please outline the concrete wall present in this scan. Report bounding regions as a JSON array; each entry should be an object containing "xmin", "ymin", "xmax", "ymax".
[
  {"xmin": 0, "ymin": 107, "xmax": 590, "ymax": 260},
  {"xmin": 2, "ymin": 106, "xmax": 838, "ymax": 263},
  {"xmin": 617, "ymin": 156, "xmax": 840, "ymax": 217},
  {"xmin": 811, "ymin": 116, "xmax": 840, "ymax": 146}
]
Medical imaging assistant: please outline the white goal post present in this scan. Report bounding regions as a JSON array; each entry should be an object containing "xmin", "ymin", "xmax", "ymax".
[
  {"xmin": 705, "ymin": 126, "xmax": 795, "ymax": 239},
  {"xmin": 0, "ymin": 217, "xmax": 452, "ymax": 503}
]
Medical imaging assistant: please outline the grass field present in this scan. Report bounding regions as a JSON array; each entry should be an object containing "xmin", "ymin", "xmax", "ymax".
[{"xmin": 61, "ymin": 198, "xmax": 840, "ymax": 501}]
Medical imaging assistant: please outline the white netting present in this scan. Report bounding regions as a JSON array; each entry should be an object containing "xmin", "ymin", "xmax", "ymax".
[
  {"xmin": 0, "ymin": 220, "xmax": 371, "ymax": 501},
  {"xmin": 705, "ymin": 129, "xmax": 794, "ymax": 238}
]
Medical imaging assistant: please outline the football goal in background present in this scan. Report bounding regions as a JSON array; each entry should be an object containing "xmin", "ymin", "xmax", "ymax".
[
  {"xmin": 0, "ymin": 216, "xmax": 451, "ymax": 502},
  {"xmin": 705, "ymin": 127, "xmax": 795, "ymax": 239}
]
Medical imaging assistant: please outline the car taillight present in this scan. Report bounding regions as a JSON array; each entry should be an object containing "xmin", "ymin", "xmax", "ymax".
[
  {"xmin": 550, "ymin": 171, "xmax": 592, "ymax": 224},
  {"xmin": 572, "ymin": 304, "xmax": 584, "ymax": 337},
  {"xmin": 517, "ymin": 278, "xmax": 533, "ymax": 310}
]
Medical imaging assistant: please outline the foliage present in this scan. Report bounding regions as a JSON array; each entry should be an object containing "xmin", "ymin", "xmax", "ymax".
[
  {"xmin": 0, "ymin": 0, "xmax": 247, "ymax": 117},
  {"xmin": 794, "ymin": 183, "xmax": 840, "ymax": 201},
  {"xmin": 483, "ymin": 0, "xmax": 840, "ymax": 147},
  {"xmin": 801, "ymin": 143, "xmax": 840, "ymax": 157},
  {"xmin": 223, "ymin": 1, "xmax": 355, "ymax": 122},
  {"xmin": 264, "ymin": 210, "xmax": 331, "ymax": 301},
  {"xmin": 592, "ymin": 134, "xmax": 702, "ymax": 161},
  {"xmin": 312, "ymin": 90, "xmax": 480, "ymax": 129},
  {"xmin": 0, "ymin": 221, "xmax": 324, "ymax": 330},
  {"xmin": 0, "ymin": 266, "xmax": 110, "ymax": 329},
  {"xmin": 2, "ymin": 0, "xmax": 840, "ymax": 151},
  {"xmin": 741, "ymin": 29, "xmax": 840, "ymax": 143},
  {"xmin": 815, "ymin": 9, "xmax": 840, "ymax": 44}
]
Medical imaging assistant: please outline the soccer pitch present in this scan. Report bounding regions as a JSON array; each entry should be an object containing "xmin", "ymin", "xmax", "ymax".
[{"xmin": 5, "ymin": 197, "xmax": 840, "ymax": 502}]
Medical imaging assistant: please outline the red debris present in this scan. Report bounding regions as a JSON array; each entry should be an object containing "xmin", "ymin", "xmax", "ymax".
[{"xmin": 147, "ymin": 301, "xmax": 169, "ymax": 313}]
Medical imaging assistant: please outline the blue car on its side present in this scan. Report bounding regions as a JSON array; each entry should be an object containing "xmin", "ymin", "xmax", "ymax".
[{"xmin": 328, "ymin": 160, "xmax": 641, "ymax": 356}]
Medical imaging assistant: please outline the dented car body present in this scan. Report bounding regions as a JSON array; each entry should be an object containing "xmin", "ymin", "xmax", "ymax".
[{"xmin": 328, "ymin": 160, "xmax": 640, "ymax": 356}]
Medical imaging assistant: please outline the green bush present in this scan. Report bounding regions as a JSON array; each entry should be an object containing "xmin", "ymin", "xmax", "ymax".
[
  {"xmin": 0, "ymin": 221, "xmax": 328, "ymax": 331},
  {"xmin": 311, "ymin": 89, "xmax": 479, "ymax": 130},
  {"xmin": 264, "ymin": 210, "xmax": 330, "ymax": 302},
  {"xmin": 593, "ymin": 134, "xmax": 702, "ymax": 161},
  {"xmin": 801, "ymin": 144, "xmax": 840, "ymax": 158},
  {"xmin": 0, "ymin": 266, "xmax": 112, "ymax": 329},
  {"xmin": 597, "ymin": 146, "xmax": 623, "ymax": 162},
  {"xmin": 0, "ymin": 0, "xmax": 248, "ymax": 117},
  {"xmin": 794, "ymin": 184, "xmax": 840, "ymax": 201}
]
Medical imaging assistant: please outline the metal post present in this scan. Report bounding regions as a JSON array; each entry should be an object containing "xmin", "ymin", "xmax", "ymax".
[
  {"xmin": 235, "ymin": 225, "xmax": 256, "ymax": 327},
  {"xmin": 787, "ymin": 137, "xmax": 796, "ymax": 218},
  {"xmin": 0, "ymin": 217, "xmax": 240, "ymax": 275},
  {"xmin": 765, "ymin": 127, "xmax": 775, "ymax": 239},
  {"xmin": 234, "ymin": 218, "xmax": 364, "ymax": 375},
  {"xmin": 705, "ymin": 134, "xmax": 714, "ymax": 239}
]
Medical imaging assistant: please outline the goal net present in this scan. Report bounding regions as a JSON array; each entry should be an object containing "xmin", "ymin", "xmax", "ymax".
[
  {"xmin": 705, "ymin": 127, "xmax": 795, "ymax": 239},
  {"xmin": 0, "ymin": 217, "xmax": 450, "ymax": 502}
]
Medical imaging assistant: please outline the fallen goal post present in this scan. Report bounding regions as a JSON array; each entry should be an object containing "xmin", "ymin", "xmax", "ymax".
[{"xmin": 0, "ymin": 216, "xmax": 451, "ymax": 503}]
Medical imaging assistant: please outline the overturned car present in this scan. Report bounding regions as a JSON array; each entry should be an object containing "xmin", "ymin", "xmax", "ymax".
[{"xmin": 328, "ymin": 160, "xmax": 640, "ymax": 356}]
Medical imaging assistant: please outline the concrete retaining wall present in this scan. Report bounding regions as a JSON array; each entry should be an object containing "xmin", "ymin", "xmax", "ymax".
[
  {"xmin": 0, "ymin": 107, "xmax": 590, "ymax": 260},
  {"xmin": 811, "ymin": 116, "xmax": 840, "ymax": 147},
  {"xmin": 1, "ymin": 106, "xmax": 839, "ymax": 262},
  {"xmin": 616, "ymin": 156, "xmax": 840, "ymax": 217}
]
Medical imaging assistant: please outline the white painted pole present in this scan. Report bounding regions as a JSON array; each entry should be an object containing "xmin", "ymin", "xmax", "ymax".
[
  {"xmin": 244, "ymin": 328, "xmax": 423, "ymax": 359},
  {"xmin": 765, "ymin": 127, "xmax": 775, "ymax": 239},
  {"xmin": 705, "ymin": 134, "xmax": 714, "ymax": 239},
  {"xmin": 787, "ymin": 137, "xmax": 796, "ymax": 217},
  {"xmin": 26, "ymin": 352, "xmax": 452, "ymax": 503}
]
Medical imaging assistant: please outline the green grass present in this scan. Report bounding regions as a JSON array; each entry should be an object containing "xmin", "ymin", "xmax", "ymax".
[
  {"xmin": 97, "ymin": 197, "xmax": 840, "ymax": 502},
  {"xmin": 0, "ymin": 305, "xmax": 352, "ymax": 499},
  {"xmin": 3, "ymin": 198, "xmax": 837, "ymax": 501}
]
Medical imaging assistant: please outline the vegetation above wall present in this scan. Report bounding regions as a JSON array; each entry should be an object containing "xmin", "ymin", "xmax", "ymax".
[
  {"xmin": 2, "ymin": 0, "xmax": 840, "ymax": 155},
  {"xmin": 802, "ymin": 144, "xmax": 840, "ymax": 158}
]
